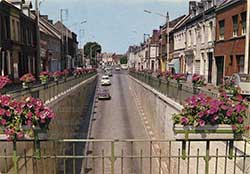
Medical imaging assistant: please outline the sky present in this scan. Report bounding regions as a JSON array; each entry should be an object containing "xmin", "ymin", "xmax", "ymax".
[{"xmin": 38, "ymin": 0, "xmax": 189, "ymax": 54}]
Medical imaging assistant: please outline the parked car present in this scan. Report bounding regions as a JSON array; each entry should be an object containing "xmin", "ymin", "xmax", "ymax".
[
  {"xmin": 98, "ymin": 88, "xmax": 111, "ymax": 100},
  {"xmin": 231, "ymin": 73, "xmax": 250, "ymax": 96},
  {"xmin": 121, "ymin": 64, "xmax": 128, "ymax": 70},
  {"xmin": 115, "ymin": 67, "xmax": 121, "ymax": 71},
  {"xmin": 101, "ymin": 75, "xmax": 111, "ymax": 86},
  {"xmin": 105, "ymin": 70, "xmax": 113, "ymax": 77}
]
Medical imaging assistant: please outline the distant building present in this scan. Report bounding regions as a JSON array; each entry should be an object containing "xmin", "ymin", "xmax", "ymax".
[
  {"xmin": 54, "ymin": 21, "xmax": 78, "ymax": 70},
  {"xmin": 37, "ymin": 15, "xmax": 62, "ymax": 72}
]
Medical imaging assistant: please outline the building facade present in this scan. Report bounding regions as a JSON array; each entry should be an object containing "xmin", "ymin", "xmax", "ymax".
[{"xmin": 215, "ymin": 0, "xmax": 247, "ymax": 85}]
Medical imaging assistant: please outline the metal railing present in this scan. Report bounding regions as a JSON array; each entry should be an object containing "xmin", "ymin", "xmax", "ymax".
[
  {"xmin": 129, "ymin": 71, "xmax": 218, "ymax": 105},
  {"xmin": 129, "ymin": 71, "xmax": 250, "ymax": 138},
  {"xmin": 0, "ymin": 139, "xmax": 250, "ymax": 174},
  {"xmin": 0, "ymin": 73, "xmax": 96, "ymax": 102}
]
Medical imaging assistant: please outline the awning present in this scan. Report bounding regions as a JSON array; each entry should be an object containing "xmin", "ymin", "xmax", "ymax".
[{"xmin": 168, "ymin": 59, "xmax": 179, "ymax": 67}]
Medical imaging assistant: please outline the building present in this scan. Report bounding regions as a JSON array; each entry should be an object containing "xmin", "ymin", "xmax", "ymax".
[
  {"xmin": 148, "ymin": 30, "xmax": 160, "ymax": 72},
  {"xmin": 159, "ymin": 15, "xmax": 186, "ymax": 73},
  {"xmin": 100, "ymin": 53, "xmax": 114, "ymax": 65},
  {"xmin": 169, "ymin": 15, "xmax": 189, "ymax": 74},
  {"xmin": 214, "ymin": 0, "xmax": 247, "ymax": 85},
  {"xmin": 181, "ymin": 1, "xmax": 217, "ymax": 83},
  {"xmin": 54, "ymin": 21, "xmax": 78, "ymax": 70},
  {"xmin": 20, "ymin": 1, "xmax": 37, "ymax": 76},
  {"xmin": 0, "ymin": 0, "xmax": 12, "ymax": 77},
  {"xmin": 0, "ymin": 0, "xmax": 37, "ymax": 80},
  {"xmin": 37, "ymin": 15, "xmax": 62, "ymax": 72}
]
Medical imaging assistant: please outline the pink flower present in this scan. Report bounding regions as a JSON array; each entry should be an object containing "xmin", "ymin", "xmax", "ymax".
[
  {"xmin": 221, "ymin": 105, "xmax": 228, "ymax": 110},
  {"xmin": 226, "ymin": 109, "xmax": 233, "ymax": 117},
  {"xmin": 198, "ymin": 112, "xmax": 204, "ymax": 118},
  {"xmin": 0, "ymin": 109, "xmax": 5, "ymax": 115},
  {"xmin": 1, "ymin": 119, "xmax": 6, "ymax": 125},
  {"xmin": 198, "ymin": 120, "xmax": 205, "ymax": 127},
  {"xmin": 17, "ymin": 132, "xmax": 24, "ymax": 139},
  {"xmin": 27, "ymin": 112, "xmax": 33, "ymax": 119},
  {"xmin": 181, "ymin": 117, "xmax": 189, "ymax": 125},
  {"xmin": 5, "ymin": 110, "xmax": 11, "ymax": 117},
  {"xmin": 238, "ymin": 117, "xmax": 243, "ymax": 124},
  {"xmin": 232, "ymin": 125, "xmax": 237, "ymax": 131}
]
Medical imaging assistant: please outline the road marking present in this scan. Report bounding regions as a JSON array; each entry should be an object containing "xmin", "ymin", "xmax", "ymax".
[{"xmin": 129, "ymin": 85, "xmax": 169, "ymax": 174}]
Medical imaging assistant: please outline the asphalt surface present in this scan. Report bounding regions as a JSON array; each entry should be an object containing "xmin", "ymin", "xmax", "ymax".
[{"xmin": 85, "ymin": 71, "xmax": 156, "ymax": 174}]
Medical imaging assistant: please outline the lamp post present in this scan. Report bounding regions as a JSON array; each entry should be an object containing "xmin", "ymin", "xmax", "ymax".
[
  {"xmin": 35, "ymin": 0, "xmax": 41, "ymax": 74},
  {"xmin": 144, "ymin": 9, "xmax": 169, "ymax": 72},
  {"xmin": 245, "ymin": 0, "xmax": 250, "ymax": 74}
]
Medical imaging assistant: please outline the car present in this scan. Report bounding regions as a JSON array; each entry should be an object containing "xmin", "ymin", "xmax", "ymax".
[
  {"xmin": 106, "ymin": 71, "xmax": 113, "ymax": 77},
  {"xmin": 101, "ymin": 75, "xmax": 111, "ymax": 86},
  {"xmin": 115, "ymin": 67, "xmax": 121, "ymax": 71},
  {"xmin": 98, "ymin": 88, "xmax": 111, "ymax": 100},
  {"xmin": 121, "ymin": 64, "xmax": 128, "ymax": 70},
  {"xmin": 231, "ymin": 73, "xmax": 250, "ymax": 96}
]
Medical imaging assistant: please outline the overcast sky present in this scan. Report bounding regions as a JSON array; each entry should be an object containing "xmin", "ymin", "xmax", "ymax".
[{"xmin": 38, "ymin": 0, "xmax": 189, "ymax": 54}]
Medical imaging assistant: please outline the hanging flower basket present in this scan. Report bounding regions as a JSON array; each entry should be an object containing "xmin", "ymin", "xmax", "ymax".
[{"xmin": 174, "ymin": 124, "xmax": 241, "ymax": 140}]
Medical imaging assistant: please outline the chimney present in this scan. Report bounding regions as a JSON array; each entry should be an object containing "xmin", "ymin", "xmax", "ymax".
[
  {"xmin": 189, "ymin": 1, "xmax": 197, "ymax": 17},
  {"xmin": 41, "ymin": 15, "xmax": 49, "ymax": 20},
  {"xmin": 48, "ymin": 20, "xmax": 53, "ymax": 24},
  {"xmin": 22, "ymin": 0, "xmax": 32, "ymax": 17}
]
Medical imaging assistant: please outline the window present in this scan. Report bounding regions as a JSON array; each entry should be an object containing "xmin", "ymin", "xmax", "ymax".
[
  {"xmin": 232, "ymin": 15, "xmax": 238, "ymax": 37},
  {"xmin": 208, "ymin": 22, "xmax": 213, "ymax": 42},
  {"xmin": 188, "ymin": 30, "xmax": 192, "ymax": 46},
  {"xmin": 236, "ymin": 55, "xmax": 244, "ymax": 73},
  {"xmin": 202, "ymin": 25, "xmax": 205, "ymax": 43},
  {"xmin": 219, "ymin": 20, "xmax": 225, "ymax": 40},
  {"xmin": 12, "ymin": 19, "xmax": 15, "ymax": 41},
  {"xmin": 193, "ymin": 29, "xmax": 196, "ymax": 45},
  {"xmin": 241, "ymin": 12, "xmax": 246, "ymax": 35}
]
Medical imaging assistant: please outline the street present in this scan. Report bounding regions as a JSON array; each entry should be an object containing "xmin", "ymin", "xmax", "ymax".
[{"xmin": 85, "ymin": 71, "xmax": 159, "ymax": 174}]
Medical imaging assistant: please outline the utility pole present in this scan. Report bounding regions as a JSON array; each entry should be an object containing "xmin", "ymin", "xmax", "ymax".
[
  {"xmin": 166, "ymin": 12, "xmax": 170, "ymax": 72},
  {"xmin": 245, "ymin": 0, "xmax": 250, "ymax": 74},
  {"xmin": 35, "ymin": 0, "xmax": 41, "ymax": 74},
  {"xmin": 60, "ymin": 8, "xmax": 68, "ymax": 70}
]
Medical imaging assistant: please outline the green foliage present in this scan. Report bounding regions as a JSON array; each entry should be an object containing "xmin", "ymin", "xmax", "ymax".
[
  {"xmin": 120, "ymin": 55, "xmax": 128, "ymax": 64},
  {"xmin": 84, "ymin": 42, "xmax": 102, "ymax": 62}
]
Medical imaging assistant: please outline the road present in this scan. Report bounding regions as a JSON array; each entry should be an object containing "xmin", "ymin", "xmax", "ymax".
[{"xmin": 84, "ymin": 71, "xmax": 158, "ymax": 174}]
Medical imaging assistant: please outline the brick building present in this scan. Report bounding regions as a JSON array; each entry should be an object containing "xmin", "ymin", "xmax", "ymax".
[{"xmin": 215, "ymin": 0, "xmax": 247, "ymax": 85}]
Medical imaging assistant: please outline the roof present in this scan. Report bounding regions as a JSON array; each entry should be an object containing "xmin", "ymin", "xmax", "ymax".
[
  {"xmin": 30, "ymin": 12, "xmax": 61, "ymax": 40},
  {"xmin": 216, "ymin": 0, "xmax": 246, "ymax": 13}
]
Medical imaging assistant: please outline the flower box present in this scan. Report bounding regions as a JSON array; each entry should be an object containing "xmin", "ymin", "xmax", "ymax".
[
  {"xmin": 0, "ymin": 127, "xmax": 48, "ymax": 140},
  {"xmin": 174, "ymin": 124, "xmax": 241, "ymax": 140},
  {"xmin": 22, "ymin": 82, "xmax": 30, "ymax": 89}
]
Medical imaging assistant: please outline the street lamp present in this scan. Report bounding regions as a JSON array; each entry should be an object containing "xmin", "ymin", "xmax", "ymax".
[
  {"xmin": 144, "ymin": 9, "xmax": 170, "ymax": 71},
  {"xmin": 35, "ymin": 0, "xmax": 45, "ymax": 74},
  {"xmin": 144, "ymin": 9, "xmax": 169, "ymax": 23}
]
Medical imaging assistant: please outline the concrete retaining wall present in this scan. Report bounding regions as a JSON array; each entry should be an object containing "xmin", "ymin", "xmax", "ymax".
[{"xmin": 0, "ymin": 75, "xmax": 98, "ymax": 173}]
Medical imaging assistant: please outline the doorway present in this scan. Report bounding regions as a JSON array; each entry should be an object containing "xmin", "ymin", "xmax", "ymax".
[
  {"xmin": 208, "ymin": 52, "xmax": 213, "ymax": 83},
  {"xmin": 215, "ymin": 56, "xmax": 224, "ymax": 85}
]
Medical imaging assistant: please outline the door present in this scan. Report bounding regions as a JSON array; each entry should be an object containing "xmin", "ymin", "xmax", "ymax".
[
  {"xmin": 215, "ymin": 56, "xmax": 224, "ymax": 85},
  {"xmin": 208, "ymin": 52, "xmax": 213, "ymax": 83}
]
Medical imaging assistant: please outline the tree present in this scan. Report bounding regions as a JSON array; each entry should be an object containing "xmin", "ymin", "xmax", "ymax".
[
  {"xmin": 120, "ymin": 55, "xmax": 128, "ymax": 64},
  {"xmin": 84, "ymin": 42, "xmax": 102, "ymax": 65}
]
